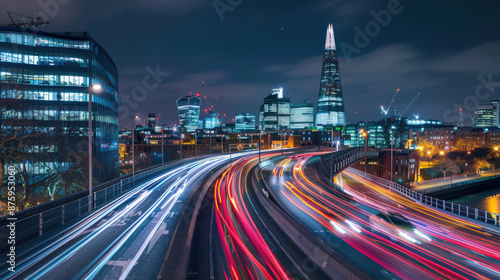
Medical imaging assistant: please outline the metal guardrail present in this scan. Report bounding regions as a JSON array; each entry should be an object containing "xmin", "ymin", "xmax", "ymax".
[
  {"xmin": 346, "ymin": 167, "xmax": 500, "ymax": 227},
  {"xmin": 0, "ymin": 160, "xmax": 186, "ymax": 253},
  {"xmin": 411, "ymin": 169, "xmax": 499, "ymax": 187},
  {"xmin": 417, "ymin": 174, "xmax": 500, "ymax": 194}
]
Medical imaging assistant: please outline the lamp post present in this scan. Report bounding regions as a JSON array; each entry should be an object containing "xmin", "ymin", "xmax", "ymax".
[
  {"xmin": 131, "ymin": 115, "xmax": 139, "ymax": 176},
  {"xmin": 361, "ymin": 129, "xmax": 369, "ymax": 177},
  {"xmin": 259, "ymin": 132, "xmax": 262, "ymax": 163},
  {"xmin": 330, "ymin": 129, "xmax": 334, "ymax": 187},
  {"xmin": 390, "ymin": 129, "xmax": 394, "ymax": 182},
  {"xmin": 281, "ymin": 132, "xmax": 284, "ymax": 155},
  {"xmin": 495, "ymin": 146, "xmax": 499, "ymax": 175},
  {"xmin": 221, "ymin": 134, "xmax": 224, "ymax": 153},
  {"xmin": 88, "ymin": 84, "xmax": 101, "ymax": 211},
  {"xmin": 179, "ymin": 131, "xmax": 183, "ymax": 160},
  {"xmin": 209, "ymin": 133, "xmax": 212, "ymax": 155},
  {"xmin": 161, "ymin": 124, "xmax": 167, "ymax": 166},
  {"xmin": 195, "ymin": 129, "xmax": 198, "ymax": 158}
]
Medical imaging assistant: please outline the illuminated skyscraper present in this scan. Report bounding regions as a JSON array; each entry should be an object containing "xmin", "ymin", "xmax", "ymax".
[
  {"xmin": 291, "ymin": 102, "xmax": 314, "ymax": 129},
  {"xmin": 475, "ymin": 97, "xmax": 499, "ymax": 128},
  {"xmin": 0, "ymin": 27, "xmax": 119, "ymax": 183},
  {"xmin": 261, "ymin": 88, "xmax": 290, "ymax": 130},
  {"xmin": 201, "ymin": 111, "xmax": 220, "ymax": 130},
  {"xmin": 147, "ymin": 113, "xmax": 156, "ymax": 129},
  {"xmin": 315, "ymin": 24, "xmax": 346, "ymax": 130},
  {"xmin": 176, "ymin": 95, "xmax": 200, "ymax": 132}
]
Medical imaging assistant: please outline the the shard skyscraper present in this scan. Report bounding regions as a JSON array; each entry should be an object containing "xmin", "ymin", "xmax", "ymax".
[{"xmin": 315, "ymin": 24, "xmax": 346, "ymax": 130}]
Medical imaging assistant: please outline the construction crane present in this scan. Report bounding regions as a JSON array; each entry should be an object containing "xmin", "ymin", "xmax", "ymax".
[
  {"xmin": 197, "ymin": 82, "xmax": 220, "ymax": 116},
  {"xmin": 1, "ymin": 12, "xmax": 49, "ymax": 28},
  {"xmin": 401, "ymin": 92, "xmax": 421, "ymax": 117},
  {"xmin": 381, "ymin": 88, "xmax": 400, "ymax": 116}
]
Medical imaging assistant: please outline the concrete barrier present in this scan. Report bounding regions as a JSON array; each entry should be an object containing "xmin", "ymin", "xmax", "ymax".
[
  {"xmin": 254, "ymin": 168, "xmax": 371, "ymax": 280},
  {"xmin": 156, "ymin": 161, "xmax": 234, "ymax": 280}
]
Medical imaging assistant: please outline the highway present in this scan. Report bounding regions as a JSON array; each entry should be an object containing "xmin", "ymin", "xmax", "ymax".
[
  {"xmin": 0, "ymin": 154, "xmax": 246, "ymax": 280},
  {"xmin": 187, "ymin": 152, "xmax": 331, "ymax": 280},
  {"xmin": 261, "ymin": 152, "xmax": 500, "ymax": 280}
]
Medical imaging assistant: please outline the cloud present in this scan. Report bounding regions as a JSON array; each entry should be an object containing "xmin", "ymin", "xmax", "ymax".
[{"xmin": 432, "ymin": 41, "xmax": 500, "ymax": 74}]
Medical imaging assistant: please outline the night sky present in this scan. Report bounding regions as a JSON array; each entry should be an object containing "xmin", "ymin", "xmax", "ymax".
[{"xmin": 3, "ymin": 0, "xmax": 500, "ymax": 128}]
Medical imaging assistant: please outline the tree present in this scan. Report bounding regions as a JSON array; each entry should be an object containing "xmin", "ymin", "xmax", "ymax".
[
  {"xmin": 0, "ymin": 84, "xmax": 58, "ymax": 210},
  {"xmin": 474, "ymin": 159, "xmax": 492, "ymax": 173},
  {"xmin": 454, "ymin": 138, "xmax": 484, "ymax": 152},
  {"xmin": 1, "ymin": 84, "xmax": 89, "ymax": 213},
  {"xmin": 433, "ymin": 158, "xmax": 459, "ymax": 179}
]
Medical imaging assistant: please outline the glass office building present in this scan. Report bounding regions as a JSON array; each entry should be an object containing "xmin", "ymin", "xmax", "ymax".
[
  {"xmin": 475, "ymin": 98, "xmax": 499, "ymax": 128},
  {"xmin": 176, "ymin": 95, "xmax": 201, "ymax": 132},
  {"xmin": 201, "ymin": 111, "xmax": 220, "ymax": 130},
  {"xmin": 0, "ymin": 27, "xmax": 119, "ymax": 186},
  {"xmin": 291, "ymin": 103, "xmax": 314, "ymax": 129},
  {"xmin": 315, "ymin": 24, "xmax": 346, "ymax": 130},
  {"xmin": 261, "ymin": 88, "xmax": 290, "ymax": 130},
  {"xmin": 235, "ymin": 113, "xmax": 256, "ymax": 132}
]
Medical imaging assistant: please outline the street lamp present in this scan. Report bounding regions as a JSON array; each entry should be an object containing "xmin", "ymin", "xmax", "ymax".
[
  {"xmin": 88, "ymin": 84, "xmax": 101, "ymax": 211},
  {"xmin": 161, "ymin": 124, "xmax": 168, "ymax": 166},
  {"xmin": 259, "ymin": 131, "xmax": 264, "ymax": 163},
  {"xmin": 281, "ymin": 132, "xmax": 284, "ymax": 155},
  {"xmin": 360, "ymin": 129, "xmax": 369, "ymax": 177},
  {"xmin": 390, "ymin": 126, "xmax": 395, "ymax": 182},
  {"xmin": 495, "ymin": 147, "xmax": 499, "ymax": 175},
  {"xmin": 195, "ymin": 129, "xmax": 198, "ymax": 158},
  {"xmin": 330, "ymin": 129, "xmax": 334, "ymax": 187},
  {"xmin": 132, "ymin": 115, "xmax": 139, "ymax": 176}
]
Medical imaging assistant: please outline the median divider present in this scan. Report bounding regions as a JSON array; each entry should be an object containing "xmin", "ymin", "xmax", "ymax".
[
  {"xmin": 253, "ymin": 166, "xmax": 371, "ymax": 280},
  {"xmin": 156, "ymin": 161, "xmax": 234, "ymax": 280}
]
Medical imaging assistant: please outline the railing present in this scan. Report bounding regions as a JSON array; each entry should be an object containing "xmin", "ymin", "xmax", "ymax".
[
  {"xmin": 418, "ymin": 174, "xmax": 500, "ymax": 194},
  {"xmin": 346, "ymin": 167, "xmax": 500, "ymax": 227}
]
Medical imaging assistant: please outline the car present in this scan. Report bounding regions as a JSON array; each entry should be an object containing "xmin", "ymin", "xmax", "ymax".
[{"xmin": 369, "ymin": 211, "xmax": 423, "ymax": 243}]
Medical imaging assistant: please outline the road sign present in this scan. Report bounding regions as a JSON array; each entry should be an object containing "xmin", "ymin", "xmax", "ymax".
[{"xmin": 236, "ymin": 143, "xmax": 244, "ymax": 151}]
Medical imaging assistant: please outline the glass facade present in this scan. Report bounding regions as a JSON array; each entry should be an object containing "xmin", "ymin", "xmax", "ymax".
[
  {"xmin": 176, "ymin": 95, "xmax": 200, "ymax": 132},
  {"xmin": 0, "ymin": 27, "xmax": 119, "ymax": 187},
  {"xmin": 344, "ymin": 121, "xmax": 409, "ymax": 149},
  {"xmin": 202, "ymin": 111, "xmax": 220, "ymax": 130},
  {"xmin": 290, "ymin": 103, "xmax": 314, "ymax": 129},
  {"xmin": 235, "ymin": 113, "xmax": 256, "ymax": 132},
  {"xmin": 315, "ymin": 25, "xmax": 346, "ymax": 130},
  {"xmin": 475, "ymin": 99, "xmax": 499, "ymax": 128},
  {"xmin": 261, "ymin": 89, "xmax": 290, "ymax": 130}
]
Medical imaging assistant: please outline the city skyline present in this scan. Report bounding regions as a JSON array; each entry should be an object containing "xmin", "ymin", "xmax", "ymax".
[
  {"xmin": 1, "ymin": 0, "xmax": 500, "ymax": 129},
  {"xmin": 3, "ymin": 2, "xmax": 500, "ymax": 280}
]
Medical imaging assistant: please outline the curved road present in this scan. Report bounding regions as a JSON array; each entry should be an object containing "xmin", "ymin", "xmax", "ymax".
[
  {"xmin": 0, "ymin": 154, "xmax": 244, "ymax": 280},
  {"xmin": 261, "ymin": 152, "xmax": 500, "ymax": 280}
]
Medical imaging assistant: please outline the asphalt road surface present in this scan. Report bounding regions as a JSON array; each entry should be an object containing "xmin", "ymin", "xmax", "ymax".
[{"xmin": 261, "ymin": 152, "xmax": 500, "ymax": 280}]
